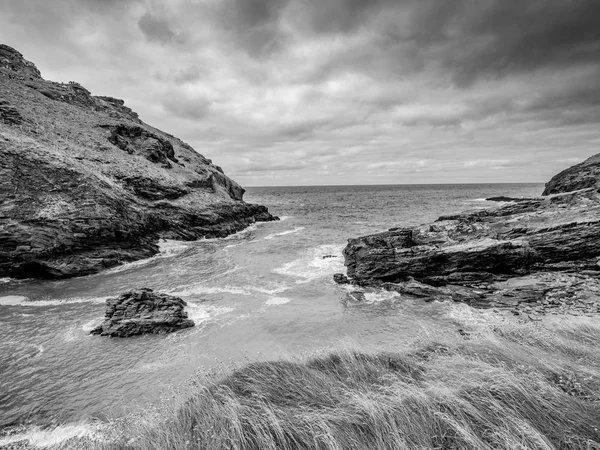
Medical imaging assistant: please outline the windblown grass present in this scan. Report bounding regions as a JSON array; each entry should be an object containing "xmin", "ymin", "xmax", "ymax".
[{"xmin": 89, "ymin": 320, "xmax": 600, "ymax": 450}]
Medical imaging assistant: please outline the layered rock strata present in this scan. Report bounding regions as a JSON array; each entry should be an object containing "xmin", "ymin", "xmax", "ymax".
[
  {"xmin": 90, "ymin": 288, "xmax": 194, "ymax": 337},
  {"xmin": 0, "ymin": 44, "xmax": 277, "ymax": 279},
  {"xmin": 337, "ymin": 156, "xmax": 600, "ymax": 315}
]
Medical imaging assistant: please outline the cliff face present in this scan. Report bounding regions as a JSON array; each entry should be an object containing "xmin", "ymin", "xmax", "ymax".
[
  {"xmin": 0, "ymin": 44, "xmax": 276, "ymax": 279},
  {"xmin": 338, "ymin": 155, "xmax": 600, "ymax": 315},
  {"xmin": 543, "ymin": 153, "xmax": 600, "ymax": 195}
]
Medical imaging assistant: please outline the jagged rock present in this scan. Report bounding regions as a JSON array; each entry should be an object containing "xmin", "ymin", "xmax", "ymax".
[
  {"xmin": 333, "ymin": 273, "xmax": 350, "ymax": 284},
  {"xmin": 0, "ymin": 44, "xmax": 41, "ymax": 79},
  {"xmin": 543, "ymin": 153, "xmax": 600, "ymax": 195},
  {"xmin": 0, "ymin": 44, "xmax": 278, "ymax": 280},
  {"xmin": 339, "ymin": 154, "xmax": 600, "ymax": 315},
  {"xmin": 343, "ymin": 189, "xmax": 600, "ymax": 287},
  {"xmin": 0, "ymin": 99, "xmax": 25, "ymax": 125},
  {"xmin": 102, "ymin": 124, "xmax": 177, "ymax": 169},
  {"xmin": 90, "ymin": 288, "xmax": 194, "ymax": 337}
]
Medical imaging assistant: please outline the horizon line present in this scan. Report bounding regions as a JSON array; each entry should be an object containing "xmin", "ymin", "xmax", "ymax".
[{"xmin": 243, "ymin": 181, "xmax": 546, "ymax": 189}]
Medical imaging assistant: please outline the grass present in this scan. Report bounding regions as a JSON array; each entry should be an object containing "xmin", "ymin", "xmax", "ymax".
[{"xmin": 78, "ymin": 319, "xmax": 600, "ymax": 450}]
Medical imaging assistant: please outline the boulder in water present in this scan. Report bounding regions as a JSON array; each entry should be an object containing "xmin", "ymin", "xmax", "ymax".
[{"xmin": 90, "ymin": 288, "xmax": 194, "ymax": 337}]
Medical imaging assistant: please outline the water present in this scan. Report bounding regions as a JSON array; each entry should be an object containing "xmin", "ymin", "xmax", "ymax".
[{"xmin": 0, "ymin": 183, "xmax": 543, "ymax": 431}]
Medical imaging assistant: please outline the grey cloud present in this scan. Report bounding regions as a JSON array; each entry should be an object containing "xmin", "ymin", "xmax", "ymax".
[
  {"xmin": 417, "ymin": 0, "xmax": 600, "ymax": 86},
  {"xmin": 138, "ymin": 12, "xmax": 176, "ymax": 43},
  {"xmin": 216, "ymin": 0, "xmax": 290, "ymax": 57},
  {"xmin": 162, "ymin": 93, "xmax": 212, "ymax": 120}
]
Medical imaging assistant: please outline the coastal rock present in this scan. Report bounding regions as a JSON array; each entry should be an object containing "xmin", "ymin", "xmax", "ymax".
[
  {"xmin": 0, "ymin": 44, "xmax": 41, "ymax": 80},
  {"xmin": 339, "ymin": 154, "xmax": 600, "ymax": 314},
  {"xmin": 90, "ymin": 288, "xmax": 194, "ymax": 337},
  {"xmin": 0, "ymin": 44, "xmax": 278, "ymax": 279},
  {"xmin": 543, "ymin": 153, "xmax": 600, "ymax": 195},
  {"xmin": 343, "ymin": 189, "xmax": 600, "ymax": 287}
]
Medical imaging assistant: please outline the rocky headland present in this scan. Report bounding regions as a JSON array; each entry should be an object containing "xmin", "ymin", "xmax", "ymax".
[
  {"xmin": 336, "ymin": 156, "xmax": 600, "ymax": 318},
  {"xmin": 90, "ymin": 288, "xmax": 194, "ymax": 337},
  {"xmin": 0, "ymin": 44, "xmax": 277, "ymax": 279}
]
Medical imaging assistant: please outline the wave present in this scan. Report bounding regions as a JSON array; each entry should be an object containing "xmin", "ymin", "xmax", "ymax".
[
  {"xmin": 186, "ymin": 303, "xmax": 234, "ymax": 323},
  {"xmin": 0, "ymin": 295, "xmax": 108, "ymax": 307},
  {"xmin": 265, "ymin": 297, "xmax": 291, "ymax": 306},
  {"xmin": 278, "ymin": 216, "xmax": 292, "ymax": 221},
  {"xmin": 170, "ymin": 280, "xmax": 288, "ymax": 298},
  {"xmin": 362, "ymin": 291, "xmax": 402, "ymax": 304},
  {"xmin": 104, "ymin": 240, "xmax": 191, "ymax": 274},
  {"xmin": 272, "ymin": 244, "xmax": 345, "ymax": 284},
  {"xmin": 0, "ymin": 423, "xmax": 98, "ymax": 448},
  {"xmin": 170, "ymin": 285, "xmax": 250, "ymax": 297},
  {"xmin": 158, "ymin": 239, "xmax": 191, "ymax": 257},
  {"xmin": 264, "ymin": 227, "xmax": 305, "ymax": 240},
  {"xmin": 82, "ymin": 318, "xmax": 102, "ymax": 333}
]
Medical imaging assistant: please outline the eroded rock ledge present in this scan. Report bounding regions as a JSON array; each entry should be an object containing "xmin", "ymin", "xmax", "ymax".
[
  {"xmin": 337, "ymin": 156, "xmax": 600, "ymax": 317},
  {"xmin": 0, "ymin": 44, "xmax": 277, "ymax": 279}
]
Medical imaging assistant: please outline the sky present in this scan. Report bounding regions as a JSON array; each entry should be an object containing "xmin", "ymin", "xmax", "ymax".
[{"xmin": 1, "ymin": 0, "xmax": 599, "ymax": 186}]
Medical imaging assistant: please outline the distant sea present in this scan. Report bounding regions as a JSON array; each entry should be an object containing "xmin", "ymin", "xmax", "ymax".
[{"xmin": 0, "ymin": 183, "xmax": 543, "ymax": 434}]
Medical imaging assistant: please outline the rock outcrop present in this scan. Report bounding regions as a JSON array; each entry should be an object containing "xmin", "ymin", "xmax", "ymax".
[
  {"xmin": 543, "ymin": 153, "xmax": 600, "ymax": 195},
  {"xmin": 90, "ymin": 288, "xmax": 194, "ymax": 337},
  {"xmin": 0, "ymin": 44, "xmax": 277, "ymax": 279},
  {"xmin": 337, "ymin": 154, "xmax": 600, "ymax": 315}
]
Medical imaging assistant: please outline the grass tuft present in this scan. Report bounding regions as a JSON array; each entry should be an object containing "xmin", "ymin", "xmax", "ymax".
[{"xmin": 86, "ymin": 321, "xmax": 600, "ymax": 450}]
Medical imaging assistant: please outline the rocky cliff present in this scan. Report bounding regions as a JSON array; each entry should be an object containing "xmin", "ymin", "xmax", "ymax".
[
  {"xmin": 543, "ymin": 153, "xmax": 600, "ymax": 195},
  {"xmin": 0, "ymin": 44, "xmax": 276, "ymax": 279},
  {"xmin": 337, "ymin": 155, "xmax": 600, "ymax": 316}
]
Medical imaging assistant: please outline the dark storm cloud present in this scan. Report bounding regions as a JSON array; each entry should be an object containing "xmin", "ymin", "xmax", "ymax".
[
  {"xmin": 278, "ymin": 0, "xmax": 600, "ymax": 87},
  {"xmin": 3, "ymin": 0, "xmax": 600, "ymax": 185},
  {"xmin": 216, "ymin": 0, "xmax": 290, "ymax": 57},
  {"xmin": 138, "ymin": 13, "xmax": 176, "ymax": 43},
  {"xmin": 439, "ymin": 0, "xmax": 600, "ymax": 86}
]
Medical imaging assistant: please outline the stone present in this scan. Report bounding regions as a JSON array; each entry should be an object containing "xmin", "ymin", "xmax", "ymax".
[
  {"xmin": 0, "ymin": 44, "xmax": 278, "ymax": 280},
  {"xmin": 337, "ymin": 154, "xmax": 600, "ymax": 317},
  {"xmin": 333, "ymin": 273, "xmax": 350, "ymax": 284},
  {"xmin": 342, "ymin": 189, "xmax": 600, "ymax": 287},
  {"xmin": 90, "ymin": 288, "xmax": 194, "ymax": 337}
]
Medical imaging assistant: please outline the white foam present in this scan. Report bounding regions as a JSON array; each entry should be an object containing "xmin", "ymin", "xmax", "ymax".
[
  {"xmin": 362, "ymin": 291, "xmax": 401, "ymax": 304},
  {"xmin": 104, "ymin": 240, "xmax": 190, "ymax": 274},
  {"xmin": 186, "ymin": 304, "xmax": 234, "ymax": 323},
  {"xmin": 0, "ymin": 296, "xmax": 108, "ymax": 307},
  {"xmin": 265, "ymin": 297, "xmax": 291, "ymax": 305},
  {"xmin": 0, "ymin": 423, "xmax": 97, "ymax": 448},
  {"xmin": 0, "ymin": 277, "xmax": 15, "ymax": 284},
  {"xmin": 82, "ymin": 318, "xmax": 102, "ymax": 332},
  {"xmin": 158, "ymin": 239, "xmax": 190, "ymax": 257},
  {"xmin": 278, "ymin": 216, "xmax": 292, "ymax": 221},
  {"xmin": 250, "ymin": 285, "xmax": 289, "ymax": 295},
  {"xmin": 264, "ymin": 227, "xmax": 305, "ymax": 240},
  {"xmin": 170, "ymin": 280, "xmax": 288, "ymax": 298},
  {"xmin": 273, "ymin": 244, "xmax": 345, "ymax": 284},
  {"xmin": 170, "ymin": 285, "xmax": 250, "ymax": 297},
  {"xmin": 0, "ymin": 295, "xmax": 29, "ymax": 306}
]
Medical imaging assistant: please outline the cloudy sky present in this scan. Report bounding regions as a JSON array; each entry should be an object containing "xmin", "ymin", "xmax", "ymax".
[{"xmin": 1, "ymin": 0, "xmax": 599, "ymax": 186}]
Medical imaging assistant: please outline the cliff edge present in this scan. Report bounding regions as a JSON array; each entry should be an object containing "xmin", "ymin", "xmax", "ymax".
[
  {"xmin": 0, "ymin": 44, "xmax": 277, "ymax": 279},
  {"xmin": 543, "ymin": 153, "xmax": 600, "ymax": 195},
  {"xmin": 338, "ymin": 155, "xmax": 600, "ymax": 316}
]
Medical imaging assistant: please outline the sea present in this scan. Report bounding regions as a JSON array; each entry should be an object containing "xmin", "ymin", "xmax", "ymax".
[{"xmin": 0, "ymin": 183, "xmax": 543, "ymax": 443}]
